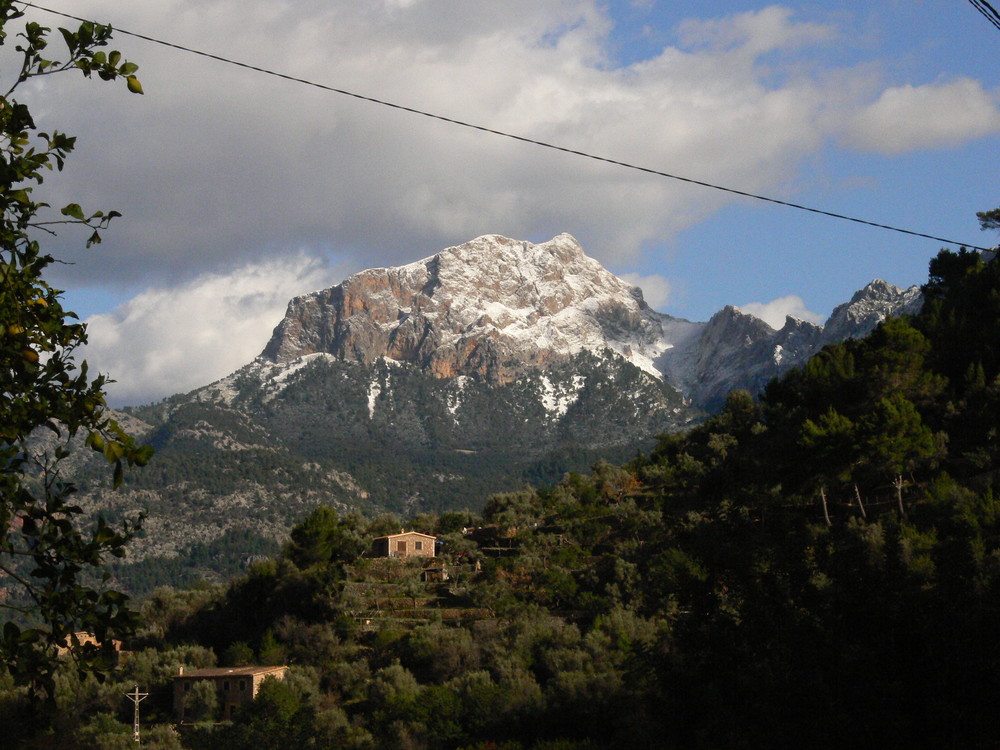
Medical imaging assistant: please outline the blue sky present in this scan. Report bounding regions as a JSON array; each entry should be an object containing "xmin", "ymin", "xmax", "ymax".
[
  {"xmin": 618, "ymin": 1, "xmax": 999, "ymax": 320},
  {"xmin": 10, "ymin": 1, "xmax": 997, "ymax": 404}
]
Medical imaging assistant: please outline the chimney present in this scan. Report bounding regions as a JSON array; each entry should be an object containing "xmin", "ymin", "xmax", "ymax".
[{"xmin": 178, "ymin": 666, "xmax": 184, "ymax": 676}]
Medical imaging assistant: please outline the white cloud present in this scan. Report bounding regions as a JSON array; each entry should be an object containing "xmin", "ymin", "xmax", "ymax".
[
  {"xmin": 10, "ymin": 2, "xmax": 995, "ymax": 401},
  {"xmin": 677, "ymin": 6, "xmax": 835, "ymax": 55},
  {"xmin": 82, "ymin": 254, "xmax": 344, "ymax": 405},
  {"xmin": 620, "ymin": 272, "xmax": 671, "ymax": 309},
  {"xmin": 738, "ymin": 295, "xmax": 822, "ymax": 329},
  {"xmin": 21, "ymin": 0, "xmax": 937, "ymax": 290},
  {"xmin": 842, "ymin": 79, "xmax": 1000, "ymax": 154}
]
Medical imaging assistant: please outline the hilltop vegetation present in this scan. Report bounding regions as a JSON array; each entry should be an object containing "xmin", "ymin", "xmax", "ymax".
[
  {"xmin": 75, "ymin": 350, "xmax": 690, "ymax": 595},
  {"xmin": 4, "ymin": 247, "xmax": 1000, "ymax": 748}
]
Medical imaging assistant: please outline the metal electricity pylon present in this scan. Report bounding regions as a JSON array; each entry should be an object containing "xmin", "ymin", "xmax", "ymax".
[{"xmin": 124, "ymin": 685, "xmax": 149, "ymax": 744}]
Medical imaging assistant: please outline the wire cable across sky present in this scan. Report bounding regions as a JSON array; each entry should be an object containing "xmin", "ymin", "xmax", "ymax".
[
  {"xmin": 967, "ymin": 0, "xmax": 1000, "ymax": 31},
  {"xmin": 18, "ymin": 1, "xmax": 994, "ymax": 252}
]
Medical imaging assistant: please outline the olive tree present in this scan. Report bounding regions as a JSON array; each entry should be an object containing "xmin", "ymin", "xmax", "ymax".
[{"xmin": 0, "ymin": 1, "xmax": 148, "ymax": 697}]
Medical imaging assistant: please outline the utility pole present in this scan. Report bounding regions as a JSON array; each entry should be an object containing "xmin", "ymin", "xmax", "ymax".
[{"xmin": 124, "ymin": 685, "xmax": 149, "ymax": 744}]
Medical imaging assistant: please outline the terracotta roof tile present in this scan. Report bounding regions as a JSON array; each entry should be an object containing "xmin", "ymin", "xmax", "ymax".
[{"xmin": 175, "ymin": 666, "xmax": 286, "ymax": 678}]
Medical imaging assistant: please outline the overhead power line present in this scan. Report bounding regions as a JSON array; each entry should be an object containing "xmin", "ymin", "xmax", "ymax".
[
  {"xmin": 967, "ymin": 0, "xmax": 1000, "ymax": 30},
  {"xmin": 18, "ymin": 2, "xmax": 992, "ymax": 252}
]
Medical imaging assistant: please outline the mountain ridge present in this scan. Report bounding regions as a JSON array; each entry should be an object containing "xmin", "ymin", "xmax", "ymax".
[
  {"xmin": 656, "ymin": 277, "xmax": 922, "ymax": 409},
  {"xmin": 257, "ymin": 233, "xmax": 921, "ymax": 411},
  {"xmin": 261, "ymin": 233, "xmax": 682, "ymax": 385},
  {"xmin": 74, "ymin": 233, "xmax": 922, "ymax": 588}
]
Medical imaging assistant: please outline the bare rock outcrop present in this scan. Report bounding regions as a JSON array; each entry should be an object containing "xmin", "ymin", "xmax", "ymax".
[{"xmin": 262, "ymin": 233, "xmax": 684, "ymax": 385}]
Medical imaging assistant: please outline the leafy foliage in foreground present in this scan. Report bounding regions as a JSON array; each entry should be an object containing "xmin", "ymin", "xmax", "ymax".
[
  {"xmin": 0, "ymin": 1, "xmax": 147, "ymax": 698},
  {"xmin": 6, "ymin": 247, "xmax": 1000, "ymax": 748}
]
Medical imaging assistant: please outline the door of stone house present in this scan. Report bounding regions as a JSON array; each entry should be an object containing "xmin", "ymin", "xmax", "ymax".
[{"xmin": 396, "ymin": 540, "xmax": 407, "ymax": 556}]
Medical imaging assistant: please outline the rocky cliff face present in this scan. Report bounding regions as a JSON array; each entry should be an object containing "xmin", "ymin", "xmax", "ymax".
[
  {"xmin": 261, "ymin": 234, "xmax": 692, "ymax": 385},
  {"xmin": 656, "ymin": 279, "xmax": 923, "ymax": 409},
  {"xmin": 821, "ymin": 279, "xmax": 923, "ymax": 343},
  {"xmin": 261, "ymin": 233, "xmax": 921, "ymax": 409}
]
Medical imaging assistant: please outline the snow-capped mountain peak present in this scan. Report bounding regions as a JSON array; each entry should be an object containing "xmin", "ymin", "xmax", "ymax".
[
  {"xmin": 261, "ymin": 233, "xmax": 694, "ymax": 384},
  {"xmin": 655, "ymin": 278, "xmax": 922, "ymax": 409},
  {"xmin": 252, "ymin": 233, "xmax": 921, "ymax": 411}
]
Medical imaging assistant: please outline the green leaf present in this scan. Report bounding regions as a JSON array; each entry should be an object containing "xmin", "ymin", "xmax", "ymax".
[
  {"xmin": 93, "ymin": 526, "xmax": 117, "ymax": 545},
  {"xmin": 3, "ymin": 622, "xmax": 20, "ymax": 643},
  {"xmin": 86, "ymin": 431, "xmax": 105, "ymax": 452},
  {"xmin": 103, "ymin": 440, "xmax": 125, "ymax": 463},
  {"xmin": 133, "ymin": 445, "xmax": 154, "ymax": 467},
  {"xmin": 60, "ymin": 202, "xmax": 85, "ymax": 220},
  {"xmin": 58, "ymin": 27, "xmax": 76, "ymax": 52}
]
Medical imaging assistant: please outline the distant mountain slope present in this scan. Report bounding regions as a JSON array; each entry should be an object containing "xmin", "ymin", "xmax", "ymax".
[
  {"xmin": 74, "ymin": 234, "xmax": 920, "ymax": 590},
  {"xmin": 658, "ymin": 279, "xmax": 923, "ymax": 410}
]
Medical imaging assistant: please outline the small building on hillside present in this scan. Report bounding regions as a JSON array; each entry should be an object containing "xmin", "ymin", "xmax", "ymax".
[
  {"xmin": 56, "ymin": 631, "xmax": 123, "ymax": 658},
  {"xmin": 173, "ymin": 665, "xmax": 287, "ymax": 722},
  {"xmin": 371, "ymin": 530, "xmax": 436, "ymax": 559}
]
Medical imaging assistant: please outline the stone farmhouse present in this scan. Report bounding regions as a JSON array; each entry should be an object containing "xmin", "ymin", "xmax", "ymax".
[
  {"xmin": 371, "ymin": 530, "xmax": 437, "ymax": 559},
  {"xmin": 56, "ymin": 631, "xmax": 123, "ymax": 658},
  {"xmin": 173, "ymin": 665, "xmax": 287, "ymax": 722}
]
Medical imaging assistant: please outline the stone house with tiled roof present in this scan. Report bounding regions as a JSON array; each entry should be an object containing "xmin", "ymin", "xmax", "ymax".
[
  {"xmin": 371, "ymin": 530, "xmax": 436, "ymax": 559},
  {"xmin": 173, "ymin": 665, "xmax": 287, "ymax": 722}
]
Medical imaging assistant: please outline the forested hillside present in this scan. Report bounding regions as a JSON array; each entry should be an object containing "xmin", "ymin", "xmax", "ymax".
[
  {"xmin": 83, "ymin": 348, "xmax": 691, "ymax": 595},
  {"xmin": 5, "ymin": 247, "xmax": 1000, "ymax": 749},
  {"xmin": 67, "ymin": 234, "xmax": 922, "ymax": 595}
]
